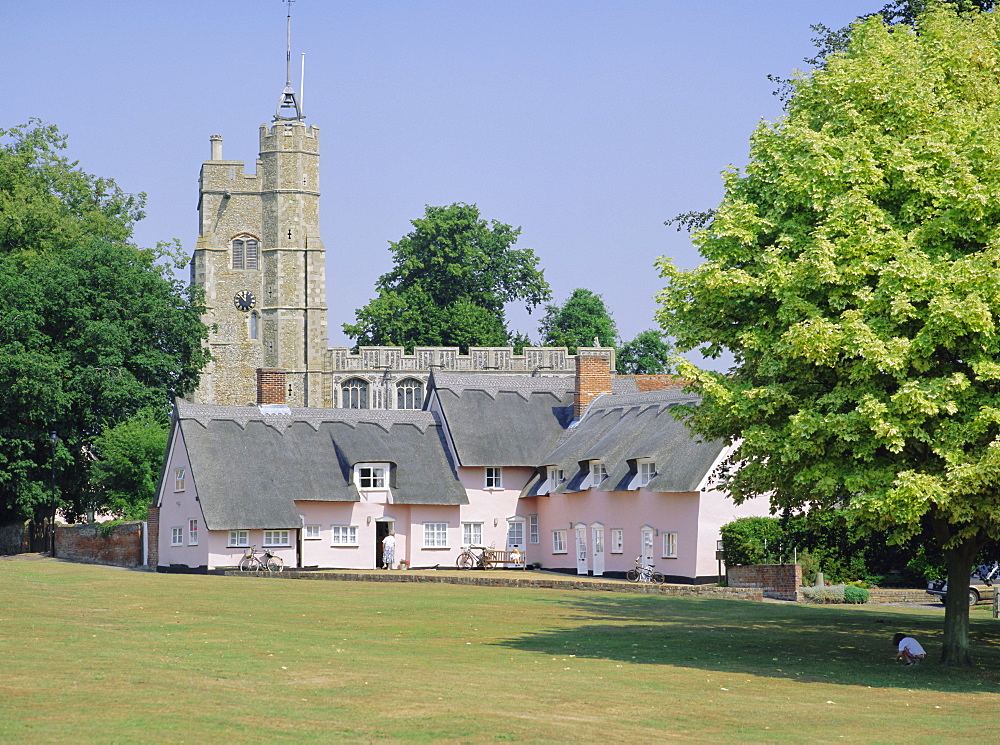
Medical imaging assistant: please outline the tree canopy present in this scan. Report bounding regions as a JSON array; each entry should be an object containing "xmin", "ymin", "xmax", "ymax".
[
  {"xmin": 616, "ymin": 330, "xmax": 676, "ymax": 375},
  {"xmin": 537, "ymin": 288, "xmax": 617, "ymax": 355},
  {"xmin": 0, "ymin": 121, "xmax": 209, "ymax": 527},
  {"xmin": 655, "ymin": 7, "xmax": 1000, "ymax": 665},
  {"xmin": 343, "ymin": 203, "xmax": 550, "ymax": 353}
]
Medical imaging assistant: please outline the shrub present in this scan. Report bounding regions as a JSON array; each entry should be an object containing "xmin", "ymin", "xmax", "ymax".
[
  {"xmin": 843, "ymin": 585, "xmax": 869, "ymax": 604},
  {"xmin": 800, "ymin": 585, "xmax": 846, "ymax": 603}
]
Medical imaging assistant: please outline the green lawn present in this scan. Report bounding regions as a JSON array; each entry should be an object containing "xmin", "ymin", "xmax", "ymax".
[{"xmin": 2, "ymin": 557, "xmax": 999, "ymax": 743}]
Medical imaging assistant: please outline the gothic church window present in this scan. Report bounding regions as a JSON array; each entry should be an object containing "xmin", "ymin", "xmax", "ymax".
[
  {"xmin": 396, "ymin": 379, "xmax": 424, "ymax": 409},
  {"xmin": 232, "ymin": 235, "xmax": 259, "ymax": 270},
  {"xmin": 342, "ymin": 378, "xmax": 369, "ymax": 409}
]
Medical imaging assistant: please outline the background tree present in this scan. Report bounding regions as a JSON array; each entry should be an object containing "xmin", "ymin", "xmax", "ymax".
[
  {"xmin": 616, "ymin": 330, "xmax": 676, "ymax": 375},
  {"xmin": 538, "ymin": 288, "xmax": 616, "ymax": 355},
  {"xmin": 0, "ymin": 121, "xmax": 209, "ymax": 530},
  {"xmin": 343, "ymin": 203, "xmax": 550, "ymax": 353},
  {"xmin": 89, "ymin": 409, "xmax": 169, "ymax": 520},
  {"xmin": 656, "ymin": 8, "xmax": 1000, "ymax": 666}
]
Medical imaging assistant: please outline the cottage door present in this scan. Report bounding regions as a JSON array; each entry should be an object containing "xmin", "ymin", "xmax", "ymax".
[
  {"xmin": 575, "ymin": 524, "xmax": 588, "ymax": 575},
  {"xmin": 641, "ymin": 526, "xmax": 655, "ymax": 567},
  {"xmin": 591, "ymin": 524, "xmax": 605, "ymax": 576},
  {"xmin": 375, "ymin": 520, "xmax": 393, "ymax": 568}
]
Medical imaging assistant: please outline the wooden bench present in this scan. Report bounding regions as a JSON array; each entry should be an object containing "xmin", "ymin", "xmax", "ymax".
[{"xmin": 482, "ymin": 548, "xmax": 526, "ymax": 569}]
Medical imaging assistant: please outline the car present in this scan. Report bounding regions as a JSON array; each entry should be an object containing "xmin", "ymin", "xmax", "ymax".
[{"xmin": 926, "ymin": 563, "xmax": 999, "ymax": 606}]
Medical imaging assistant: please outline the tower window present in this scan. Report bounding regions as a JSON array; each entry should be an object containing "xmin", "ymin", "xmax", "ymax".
[
  {"xmin": 232, "ymin": 235, "xmax": 259, "ymax": 270},
  {"xmin": 249, "ymin": 312, "xmax": 259, "ymax": 340},
  {"xmin": 342, "ymin": 378, "xmax": 369, "ymax": 409},
  {"xmin": 396, "ymin": 379, "xmax": 424, "ymax": 409}
]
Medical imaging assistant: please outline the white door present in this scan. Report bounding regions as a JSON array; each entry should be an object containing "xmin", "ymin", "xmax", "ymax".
[
  {"xmin": 591, "ymin": 524, "xmax": 605, "ymax": 576},
  {"xmin": 641, "ymin": 526, "xmax": 655, "ymax": 566},
  {"xmin": 575, "ymin": 524, "xmax": 588, "ymax": 575}
]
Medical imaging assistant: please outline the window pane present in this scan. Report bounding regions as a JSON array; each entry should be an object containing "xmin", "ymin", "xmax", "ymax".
[
  {"xmin": 343, "ymin": 379, "xmax": 369, "ymax": 409},
  {"xmin": 232, "ymin": 240, "xmax": 244, "ymax": 269},
  {"xmin": 245, "ymin": 240, "xmax": 259, "ymax": 270},
  {"xmin": 396, "ymin": 379, "xmax": 423, "ymax": 409}
]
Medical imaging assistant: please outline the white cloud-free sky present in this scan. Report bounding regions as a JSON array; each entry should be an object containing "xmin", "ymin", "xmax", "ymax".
[{"xmin": 4, "ymin": 0, "xmax": 878, "ymax": 369}]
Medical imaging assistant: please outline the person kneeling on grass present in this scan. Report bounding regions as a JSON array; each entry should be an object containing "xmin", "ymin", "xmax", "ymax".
[{"xmin": 893, "ymin": 633, "xmax": 926, "ymax": 665}]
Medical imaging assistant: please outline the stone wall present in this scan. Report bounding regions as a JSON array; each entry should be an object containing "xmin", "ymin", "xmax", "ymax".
[
  {"xmin": 728, "ymin": 564, "xmax": 802, "ymax": 601},
  {"xmin": 54, "ymin": 522, "xmax": 145, "ymax": 568}
]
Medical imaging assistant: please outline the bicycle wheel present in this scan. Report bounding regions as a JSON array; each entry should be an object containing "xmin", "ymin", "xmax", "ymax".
[
  {"xmin": 651, "ymin": 572, "xmax": 665, "ymax": 585},
  {"xmin": 456, "ymin": 551, "xmax": 476, "ymax": 569},
  {"xmin": 239, "ymin": 556, "xmax": 256, "ymax": 572},
  {"xmin": 267, "ymin": 557, "xmax": 284, "ymax": 572},
  {"xmin": 626, "ymin": 569, "xmax": 640, "ymax": 582}
]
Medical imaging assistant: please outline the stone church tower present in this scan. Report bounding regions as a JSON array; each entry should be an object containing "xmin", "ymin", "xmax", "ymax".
[{"xmin": 190, "ymin": 110, "xmax": 327, "ymax": 407}]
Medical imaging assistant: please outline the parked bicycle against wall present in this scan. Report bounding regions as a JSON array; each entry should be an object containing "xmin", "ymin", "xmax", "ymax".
[
  {"xmin": 627, "ymin": 556, "xmax": 664, "ymax": 585},
  {"xmin": 456, "ymin": 544, "xmax": 493, "ymax": 569},
  {"xmin": 239, "ymin": 545, "xmax": 284, "ymax": 572}
]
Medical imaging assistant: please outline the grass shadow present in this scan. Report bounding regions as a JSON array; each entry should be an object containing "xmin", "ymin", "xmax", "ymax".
[{"xmin": 494, "ymin": 593, "xmax": 1000, "ymax": 693}]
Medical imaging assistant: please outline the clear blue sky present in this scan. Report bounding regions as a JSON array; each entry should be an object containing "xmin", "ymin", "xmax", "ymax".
[{"xmin": 4, "ymin": 0, "xmax": 877, "ymax": 369}]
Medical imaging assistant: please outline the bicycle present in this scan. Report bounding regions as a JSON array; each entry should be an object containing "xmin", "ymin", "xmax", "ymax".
[
  {"xmin": 455, "ymin": 544, "xmax": 494, "ymax": 569},
  {"xmin": 238, "ymin": 545, "xmax": 284, "ymax": 572},
  {"xmin": 627, "ymin": 556, "xmax": 664, "ymax": 584}
]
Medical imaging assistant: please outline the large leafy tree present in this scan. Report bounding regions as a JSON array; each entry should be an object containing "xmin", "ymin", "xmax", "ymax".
[
  {"xmin": 616, "ymin": 330, "xmax": 676, "ymax": 375},
  {"xmin": 0, "ymin": 121, "xmax": 209, "ymax": 528},
  {"xmin": 343, "ymin": 203, "xmax": 550, "ymax": 352},
  {"xmin": 538, "ymin": 288, "xmax": 617, "ymax": 355},
  {"xmin": 656, "ymin": 7, "xmax": 1000, "ymax": 666}
]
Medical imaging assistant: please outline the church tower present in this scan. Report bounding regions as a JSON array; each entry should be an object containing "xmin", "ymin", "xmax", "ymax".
[{"xmin": 189, "ymin": 6, "xmax": 327, "ymax": 407}]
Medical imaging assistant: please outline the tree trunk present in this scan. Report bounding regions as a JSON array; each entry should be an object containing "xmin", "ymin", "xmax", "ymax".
[{"xmin": 939, "ymin": 539, "xmax": 979, "ymax": 666}]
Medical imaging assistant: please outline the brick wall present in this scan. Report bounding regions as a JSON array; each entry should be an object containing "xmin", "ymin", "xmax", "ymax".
[
  {"xmin": 728, "ymin": 564, "xmax": 802, "ymax": 601},
  {"xmin": 147, "ymin": 506, "xmax": 160, "ymax": 569},
  {"xmin": 256, "ymin": 368, "xmax": 287, "ymax": 404},
  {"xmin": 54, "ymin": 522, "xmax": 145, "ymax": 568},
  {"xmin": 574, "ymin": 352, "xmax": 613, "ymax": 418}
]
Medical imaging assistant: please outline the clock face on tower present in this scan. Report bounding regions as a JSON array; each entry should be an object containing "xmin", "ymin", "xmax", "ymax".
[{"xmin": 234, "ymin": 290, "xmax": 256, "ymax": 312}]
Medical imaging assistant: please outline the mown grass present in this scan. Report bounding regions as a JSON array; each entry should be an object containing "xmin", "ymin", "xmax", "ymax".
[{"xmin": 2, "ymin": 557, "xmax": 1000, "ymax": 743}]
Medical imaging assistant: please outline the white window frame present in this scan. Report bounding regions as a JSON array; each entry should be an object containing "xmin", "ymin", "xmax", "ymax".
[
  {"xmin": 227, "ymin": 530, "xmax": 249, "ymax": 548},
  {"xmin": 355, "ymin": 464, "xmax": 388, "ymax": 490},
  {"xmin": 174, "ymin": 467, "xmax": 185, "ymax": 492},
  {"xmin": 529, "ymin": 514, "xmax": 539, "ymax": 544},
  {"xmin": 610, "ymin": 528, "xmax": 624, "ymax": 554},
  {"xmin": 485, "ymin": 467, "xmax": 503, "ymax": 490},
  {"xmin": 552, "ymin": 530, "xmax": 567, "ymax": 554},
  {"xmin": 638, "ymin": 461, "xmax": 656, "ymax": 487},
  {"xmin": 263, "ymin": 530, "xmax": 291, "ymax": 547},
  {"xmin": 171, "ymin": 527, "xmax": 183, "ymax": 546},
  {"xmin": 663, "ymin": 531, "xmax": 678, "ymax": 559},
  {"xmin": 304, "ymin": 525, "xmax": 321, "ymax": 541},
  {"xmin": 188, "ymin": 518, "xmax": 199, "ymax": 546},
  {"xmin": 590, "ymin": 461, "xmax": 607, "ymax": 487},
  {"xmin": 462, "ymin": 522, "xmax": 483, "ymax": 547},
  {"xmin": 331, "ymin": 525, "xmax": 358, "ymax": 546},
  {"xmin": 423, "ymin": 522, "xmax": 449, "ymax": 548}
]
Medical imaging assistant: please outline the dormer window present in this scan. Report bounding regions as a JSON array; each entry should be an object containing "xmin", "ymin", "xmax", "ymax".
[
  {"xmin": 590, "ymin": 461, "xmax": 607, "ymax": 486},
  {"xmin": 548, "ymin": 467, "xmax": 564, "ymax": 485},
  {"xmin": 356, "ymin": 465, "xmax": 387, "ymax": 489},
  {"xmin": 638, "ymin": 461, "xmax": 656, "ymax": 488},
  {"xmin": 232, "ymin": 235, "xmax": 259, "ymax": 270}
]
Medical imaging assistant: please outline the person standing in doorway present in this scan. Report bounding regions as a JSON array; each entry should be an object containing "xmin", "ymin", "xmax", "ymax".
[{"xmin": 382, "ymin": 531, "xmax": 396, "ymax": 569}]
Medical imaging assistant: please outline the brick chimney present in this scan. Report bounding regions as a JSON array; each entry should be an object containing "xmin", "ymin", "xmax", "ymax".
[
  {"xmin": 574, "ymin": 350, "xmax": 613, "ymax": 419},
  {"xmin": 256, "ymin": 368, "xmax": 287, "ymax": 405}
]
